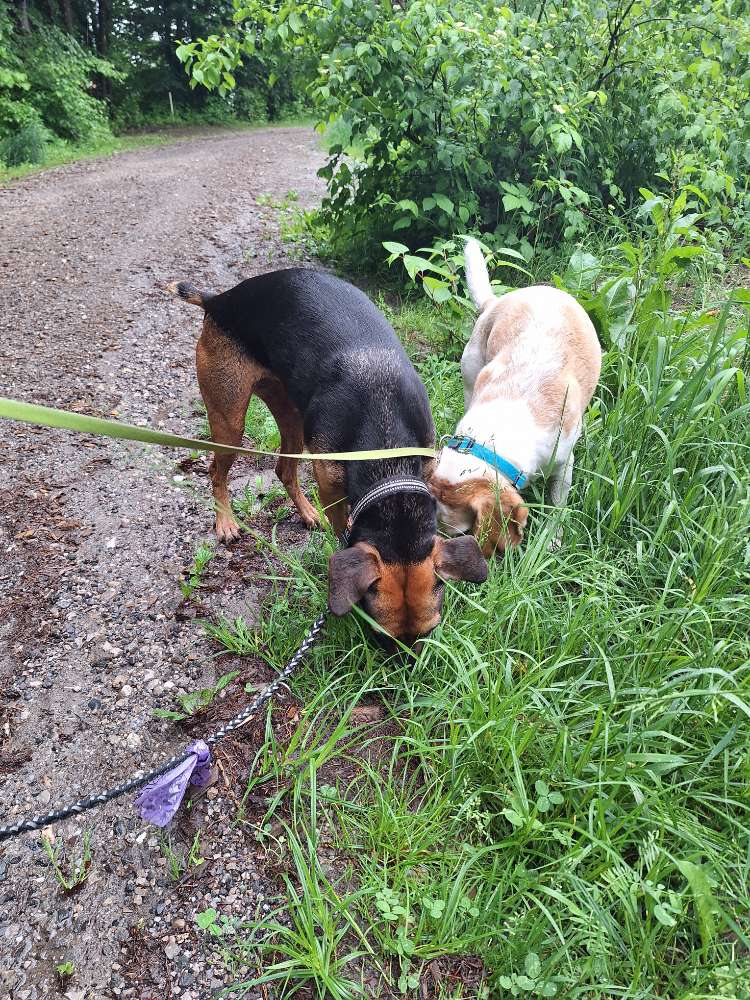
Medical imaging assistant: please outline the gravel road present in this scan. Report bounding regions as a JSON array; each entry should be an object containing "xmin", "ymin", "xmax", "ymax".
[{"xmin": 0, "ymin": 126, "xmax": 325, "ymax": 999}]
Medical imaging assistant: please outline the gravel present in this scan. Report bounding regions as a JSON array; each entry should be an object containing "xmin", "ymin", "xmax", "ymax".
[{"xmin": 0, "ymin": 126, "xmax": 325, "ymax": 998}]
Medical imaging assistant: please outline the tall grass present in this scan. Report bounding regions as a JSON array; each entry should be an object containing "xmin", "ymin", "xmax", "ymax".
[{"xmin": 199, "ymin": 225, "xmax": 750, "ymax": 997}]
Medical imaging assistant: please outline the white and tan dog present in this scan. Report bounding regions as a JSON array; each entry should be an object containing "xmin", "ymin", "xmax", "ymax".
[{"xmin": 430, "ymin": 239, "xmax": 602, "ymax": 555}]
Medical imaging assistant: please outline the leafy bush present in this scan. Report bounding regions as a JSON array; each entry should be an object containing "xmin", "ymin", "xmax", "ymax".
[
  {"xmin": 0, "ymin": 12, "xmax": 116, "ymax": 146},
  {"xmin": 0, "ymin": 121, "xmax": 48, "ymax": 165},
  {"xmin": 183, "ymin": 0, "xmax": 750, "ymax": 262},
  {"xmin": 19, "ymin": 27, "xmax": 116, "ymax": 143},
  {"xmin": 384, "ymin": 180, "xmax": 730, "ymax": 346}
]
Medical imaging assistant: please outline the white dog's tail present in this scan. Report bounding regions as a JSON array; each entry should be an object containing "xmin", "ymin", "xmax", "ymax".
[{"xmin": 464, "ymin": 238, "xmax": 495, "ymax": 312}]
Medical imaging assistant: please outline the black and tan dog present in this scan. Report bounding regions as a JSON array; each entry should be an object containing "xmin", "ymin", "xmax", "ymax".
[{"xmin": 169, "ymin": 268, "xmax": 487, "ymax": 643}]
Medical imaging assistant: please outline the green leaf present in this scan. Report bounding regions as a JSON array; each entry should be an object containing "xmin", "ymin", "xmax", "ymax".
[
  {"xmin": 503, "ymin": 808, "xmax": 524, "ymax": 828},
  {"xmin": 152, "ymin": 708, "xmax": 186, "ymax": 721},
  {"xmin": 564, "ymin": 250, "xmax": 601, "ymax": 292},
  {"xmin": 196, "ymin": 908, "xmax": 218, "ymax": 929},
  {"xmin": 287, "ymin": 10, "xmax": 303, "ymax": 33},
  {"xmin": 675, "ymin": 859, "xmax": 717, "ymax": 949},
  {"xmin": 524, "ymin": 952, "xmax": 541, "ymax": 979},
  {"xmin": 432, "ymin": 193, "xmax": 454, "ymax": 214},
  {"xmin": 502, "ymin": 193, "xmax": 523, "ymax": 212},
  {"xmin": 653, "ymin": 903, "xmax": 677, "ymax": 927},
  {"xmin": 383, "ymin": 241, "xmax": 409, "ymax": 255},
  {"xmin": 397, "ymin": 199, "xmax": 419, "ymax": 215}
]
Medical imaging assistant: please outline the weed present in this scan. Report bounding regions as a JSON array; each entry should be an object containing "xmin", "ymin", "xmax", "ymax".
[
  {"xmin": 233, "ymin": 474, "xmax": 292, "ymax": 525},
  {"xmin": 42, "ymin": 831, "xmax": 92, "ymax": 893},
  {"xmin": 153, "ymin": 669, "xmax": 238, "ymax": 724},
  {"xmin": 54, "ymin": 960, "xmax": 75, "ymax": 988},
  {"xmin": 179, "ymin": 541, "xmax": 214, "ymax": 599},
  {"xmin": 160, "ymin": 831, "xmax": 206, "ymax": 882},
  {"xmin": 256, "ymin": 188, "xmax": 332, "ymax": 262},
  {"xmin": 0, "ymin": 123, "xmax": 48, "ymax": 166}
]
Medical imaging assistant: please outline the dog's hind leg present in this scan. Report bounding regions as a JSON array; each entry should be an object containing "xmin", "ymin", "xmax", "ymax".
[
  {"xmin": 547, "ymin": 451, "xmax": 575, "ymax": 550},
  {"xmin": 196, "ymin": 319, "xmax": 259, "ymax": 543},
  {"xmin": 255, "ymin": 380, "xmax": 321, "ymax": 529}
]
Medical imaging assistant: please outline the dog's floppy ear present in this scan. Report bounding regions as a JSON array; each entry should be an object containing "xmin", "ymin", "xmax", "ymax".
[
  {"xmin": 328, "ymin": 543, "xmax": 382, "ymax": 616},
  {"xmin": 435, "ymin": 535, "xmax": 488, "ymax": 583},
  {"xmin": 471, "ymin": 483, "xmax": 528, "ymax": 556}
]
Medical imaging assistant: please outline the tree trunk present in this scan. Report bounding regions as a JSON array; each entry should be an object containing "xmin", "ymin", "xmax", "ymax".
[
  {"xmin": 96, "ymin": 0, "xmax": 111, "ymax": 56},
  {"xmin": 58, "ymin": 0, "xmax": 74, "ymax": 32},
  {"xmin": 94, "ymin": 0, "xmax": 112, "ymax": 99},
  {"xmin": 17, "ymin": 0, "xmax": 31, "ymax": 33}
]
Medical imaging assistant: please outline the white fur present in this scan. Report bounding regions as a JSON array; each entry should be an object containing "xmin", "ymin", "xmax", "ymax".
[
  {"xmin": 464, "ymin": 238, "xmax": 494, "ymax": 310},
  {"xmin": 436, "ymin": 248, "xmax": 600, "ymax": 531}
]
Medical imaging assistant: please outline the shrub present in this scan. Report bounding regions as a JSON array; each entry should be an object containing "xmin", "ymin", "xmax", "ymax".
[
  {"xmin": 182, "ymin": 0, "xmax": 750, "ymax": 262},
  {"xmin": 0, "ymin": 121, "xmax": 48, "ymax": 165},
  {"xmin": 19, "ymin": 27, "xmax": 116, "ymax": 143}
]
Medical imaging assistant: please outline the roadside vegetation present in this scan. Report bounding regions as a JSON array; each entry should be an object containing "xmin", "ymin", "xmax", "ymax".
[{"xmin": 173, "ymin": 2, "xmax": 750, "ymax": 995}]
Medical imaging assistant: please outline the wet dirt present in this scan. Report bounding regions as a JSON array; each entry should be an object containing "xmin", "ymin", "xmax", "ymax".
[{"xmin": 0, "ymin": 126, "xmax": 325, "ymax": 999}]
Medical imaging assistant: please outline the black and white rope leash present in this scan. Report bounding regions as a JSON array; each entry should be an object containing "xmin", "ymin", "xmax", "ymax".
[
  {"xmin": 0, "ymin": 613, "xmax": 326, "ymax": 844},
  {"xmin": 0, "ymin": 474, "xmax": 431, "ymax": 844}
]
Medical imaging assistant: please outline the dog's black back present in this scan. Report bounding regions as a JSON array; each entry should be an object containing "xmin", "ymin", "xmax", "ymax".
[{"xmin": 203, "ymin": 268, "xmax": 436, "ymax": 559}]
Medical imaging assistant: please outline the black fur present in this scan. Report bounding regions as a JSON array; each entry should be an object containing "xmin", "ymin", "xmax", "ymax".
[{"xmin": 202, "ymin": 267, "xmax": 437, "ymax": 562}]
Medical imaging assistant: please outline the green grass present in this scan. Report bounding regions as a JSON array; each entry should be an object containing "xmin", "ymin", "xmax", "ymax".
[{"xmin": 190, "ymin": 226, "xmax": 750, "ymax": 997}]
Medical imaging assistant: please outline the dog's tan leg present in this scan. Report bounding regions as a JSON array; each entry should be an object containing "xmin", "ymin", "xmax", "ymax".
[
  {"xmin": 313, "ymin": 460, "xmax": 348, "ymax": 537},
  {"xmin": 255, "ymin": 379, "xmax": 320, "ymax": 529},
  {"xmin": 196, "ymin": 319, "xmax": 259, "ymax": 543}
]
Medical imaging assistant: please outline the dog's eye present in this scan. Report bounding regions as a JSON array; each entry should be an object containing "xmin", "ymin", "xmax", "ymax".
[{"xmin": 367, "ymin": 582, "xmax": 379, "ymax": 596}]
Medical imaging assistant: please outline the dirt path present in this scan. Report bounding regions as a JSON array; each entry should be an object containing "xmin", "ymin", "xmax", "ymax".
[{"xmin": 0, "ymin": 127, "xmax": 325, "ymax": 999}]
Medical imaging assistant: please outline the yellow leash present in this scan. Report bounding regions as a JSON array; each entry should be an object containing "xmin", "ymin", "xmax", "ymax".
[{"xmin": 0, "ymin": 397, "xmax": 438, "ymax": 462}]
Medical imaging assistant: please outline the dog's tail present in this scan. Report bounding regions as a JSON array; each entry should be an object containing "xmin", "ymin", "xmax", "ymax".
[
  {"xmin": 464, "ymin": 238, "xmax": 495, "ymax": 312},
  {"xmin": 166, "ymin": 281, "xmax": 215, "ymax": 308}
]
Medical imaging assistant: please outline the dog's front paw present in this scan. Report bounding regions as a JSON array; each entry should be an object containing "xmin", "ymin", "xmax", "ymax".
[
  {"xmin": 295, "ymin": 497, "xmax": 322, "ymax": 530},
  {"xmin": 215, "ymin": 513, "xmax": 242, "ymax": 544},
  {"xmin": 300, "ymin": 509, "xmax": 322, "ymax": 530}
]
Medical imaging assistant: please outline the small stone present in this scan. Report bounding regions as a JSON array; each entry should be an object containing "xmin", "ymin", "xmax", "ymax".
[
  {"xmin": 111, "ymin": 675, "xmax": 126, "ymax": 691},
  {"xmin": 125, "ymin": 732, "xmax": 142, "ymax": 750},
  {"xmin": 164, "ymin": 942, "xmax": 180, "ymax": 960},
  {"xmin": 88, "ymin": 698, "xmax": 102, "ymax": 710},
  {"xmin": 120, "ymin": 684, "xmax": 133, "ymax": 698}
]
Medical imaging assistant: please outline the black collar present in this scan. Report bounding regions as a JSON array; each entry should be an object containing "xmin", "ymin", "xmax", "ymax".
[{"xmin": 341, "ymin": 476, "xmax": 432, "ymax": 546}]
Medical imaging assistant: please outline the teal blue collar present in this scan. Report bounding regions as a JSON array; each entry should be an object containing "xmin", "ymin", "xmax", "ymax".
[{"xmin": 442, "ymin": 435, "xmax": 528, "ymax": 489}]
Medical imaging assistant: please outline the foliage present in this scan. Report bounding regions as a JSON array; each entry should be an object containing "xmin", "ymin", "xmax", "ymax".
[
  {"xmin": 182, "ymin": 0, "xmax": 750, "ymax": 264},
  {"xmin": 160, "ymin": 831, "xmax": 205, "ymax": 881},
  {"xmin": 0, "ymin": 120, "xmax": 47, "ymax": 165},
  {"xmin": 383, "ymin": 178, "xmax": 731, "ymax": 354},
  {"xmin": 0, "ymin": 0, "xmax": 304, "ymax": 155},
  {"xmin": 41, "ymin": 830, "xmax": 92, "ymax": 892},
  {"xmin": 152, "ymin": 668, "xmax": 239, "ymax": 723},
  {"xmin": 179, "ymin": 541, "xmax": 215, "ymax": 599}
]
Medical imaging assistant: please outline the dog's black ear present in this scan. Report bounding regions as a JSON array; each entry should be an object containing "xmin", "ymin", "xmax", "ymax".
[
  {"xmin": 435, "ymin": 535, "xmax": 488, "ymax": 583},
  {"xmin": 328, "ymin": 543, "xmax": 381, "ymax": 616}
]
